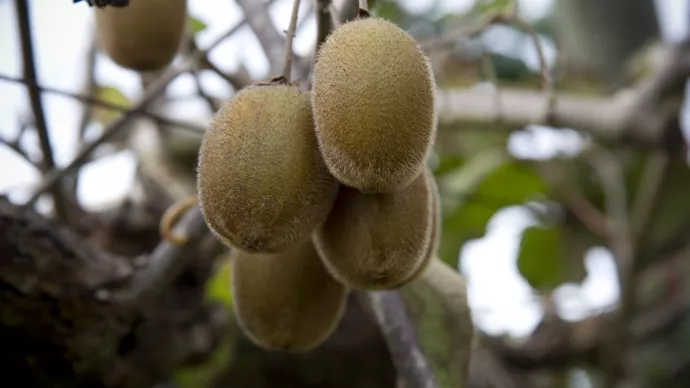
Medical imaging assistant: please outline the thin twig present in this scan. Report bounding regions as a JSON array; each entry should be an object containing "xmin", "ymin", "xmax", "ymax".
[
  {"xmin": 22, "ymin": 12, "xmax": 258, "ymax": 209},
  {"xmin": 0, "ymin": 74, "xmax": 206, "ymax": 133},
  {"xmin": 358, "ymin": 0, "xmax": 367, "ymax": 11},
  {"xmin": 235, "ymin": 0, "xmax": 299, "ymax": 75},
  {"xmin": 115, "ymin": 207, "xmax": 215, "ymax": 308},
  {"xmin": 369, "ymin": 291, "xmax": 438, "ymax": 388},
  {"xmin": 0, "ymin": 136, "xmax": 34, "ymax": 166},
  {"xmin": 14, "ymin": 0, "xmax": 69, "ymax": 220},
  {"xmin": 282, "ymin": 0, "xmax": 302, "ymax": 82},
  {"xmin": 587, "ymin": 148, "xmax": 635, "ymax": 387},
  {"xmin": 630, "ymin": 151, "xmax": 669, "ymax": 238},
  {"xmin": 315, "ymin": 0, "xmax": 334, "ymax": 51}
]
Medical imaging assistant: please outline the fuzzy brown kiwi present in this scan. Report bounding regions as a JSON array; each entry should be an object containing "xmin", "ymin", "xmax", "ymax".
[
  {"xmin": 94, "ymin": 0, "xmax": 187, "ymax": 71},
  {"xmin": 313, "ymin": 168, "xmax": 435, "ymax": 290},
  {"xmin": 311, "ymin": 16, "xmax": 437, "ymax": 193},
  {"xmin": 390, "ymin": 173, "xmax": 440, "ymax": 288},
  {"xmin": 231, "ymin": 238, "xmax": 348, "ymax": 352},
  {"xmin": 197, "ymin": 83, "xmax": 339, "ymax": 253}
]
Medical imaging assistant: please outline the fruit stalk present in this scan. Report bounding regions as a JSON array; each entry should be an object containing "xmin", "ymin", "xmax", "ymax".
[{"xmin": 282, "ymin": 0, "xmax": 303, "ymax": 82}]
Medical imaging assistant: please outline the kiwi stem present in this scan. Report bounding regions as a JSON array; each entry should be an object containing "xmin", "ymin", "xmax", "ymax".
[
  {"xmin": 282, "ymin": 0, "xmax": 302, "ymax": 82},
  {"xmin": 357, "ymin": 0, "xmax": 370, "ymax": 18},
  {"xmin": 159, "ymin": 195, "xmax": 199, "ymax": 246}
]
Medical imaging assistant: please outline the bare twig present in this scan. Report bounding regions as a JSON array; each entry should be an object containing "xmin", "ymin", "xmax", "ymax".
[
  {"xmin": 236, "ymin": 0, "xmax": 301, "ymax": 75},
  {"xmin": 77, "ymin": 38, "xmax": 99, "ymax": 141},
  {"xmin": 586, "ymin": 148, "xmax": 635, "ymax": 387},
  {"xmin": 281, "ymin": 0, "xmax": 302, "ymax": 82},
  {"xmin": 0, "ymin": 74, "xmax": 206, "ymax": 133},
  {"xmin": 315, "ymin": 0, "xmax": 333, "ymax": 51},
  {"xmin": 358, "ymin": 0, "xmax": 367, "ymax": 11},
  {"xmin": 22, "ymin": 13, "xmax": 258, "ymax": 209},
  {"xmin": 192, "ymin": 69, "xmax": 220, "ymax": 113},
  {"xmin": 369, "ymin": 291, "xmax": 438, "ymax": 388},
  {"xmin": 14, "ymin": 0, "xmax": 69, "ymax": 220},
  {"xmin": 115, "ymin": 207, "xmax": 219, "ymax": 308},
  {"xmin": 630, "ymin": 151, "xmax": 669, "ymax": 238},
  {"xmin": 0, "ymin": 136, "xmax": 34, "ymax": 166}
]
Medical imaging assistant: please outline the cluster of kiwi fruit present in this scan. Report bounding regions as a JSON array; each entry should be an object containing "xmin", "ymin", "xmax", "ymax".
[
  {"xmin": 93, "ymin": 0, "xmax": 188, "ymax": 71},
  {"xmin": 194, "ymin": 10, "xmax": 438, "ymax": 352}
]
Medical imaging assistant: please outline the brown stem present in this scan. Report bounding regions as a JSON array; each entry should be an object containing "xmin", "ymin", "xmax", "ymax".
[
  {"xmin": 282, "ymin": 0, "xmax": 302, "ymax": 82},
  {"xmin": 14, "ymin": 0, "xmax": 69, "ymax": 221}
]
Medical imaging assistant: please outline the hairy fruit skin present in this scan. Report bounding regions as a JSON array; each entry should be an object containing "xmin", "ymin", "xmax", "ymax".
[
  {"xmin": 95, "ymin": 0, "xmax": 187, "ymax": 71},
  {"xmin": 231, "ymin": 239, "xmax": 348, "ymax": 352},
  {"xmin": 197, "ymin": 84, "xmax": 339, "ymax": 253},
  {"xmin": 313, "ymin": 169, "xmax": 435, "ymax": 290},
  {"xmin": 312, "ymin": 17, "xmax": 437, "ymax": 193},
  {"xmin": 392, "ymin": 173, "xmax": 440, "ymax": 287}
]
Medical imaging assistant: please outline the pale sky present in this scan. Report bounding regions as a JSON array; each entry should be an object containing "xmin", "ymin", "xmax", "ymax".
[{"xmin": 0, "ymin": 0, "xmax": 687, "ymax": 338}]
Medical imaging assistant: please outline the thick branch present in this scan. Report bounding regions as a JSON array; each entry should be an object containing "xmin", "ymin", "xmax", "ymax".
[
  {"xmin": 14, "ymin": 0, "xmax": 68, "ymax": 220},
  {"xmin": 369, "ymin": 291, "xmax": 438, "ymax": 388}
]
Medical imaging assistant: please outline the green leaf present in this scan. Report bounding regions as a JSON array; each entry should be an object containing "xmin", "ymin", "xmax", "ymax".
[
  {"xmin": 437, "ymin": 150, "xmax": 548, "ymax": 267},
  {"xmin": 474, "ymin": 0, "xmax": 516, "ymax": 14},
  {"xmin": 517, "ymin": 223, "xmax": 589, "ymax": 291},
  {"xmin": 628, "ymin": 154, "xmax": 690, "ymax": 253},
  {"xmin": 399, "ymin": 260, "xmax": 474, "ymax": 388},
  {"xmin": 205, "ymin": 255, "xmax": 233, "ymax": 308},
  {"xmin": 188, "ymin": 15, "xmax": 208, "ymax": 35},
  {"xmin": 92, "ymin": 84, "xmax": 131, "ymax": 125}
]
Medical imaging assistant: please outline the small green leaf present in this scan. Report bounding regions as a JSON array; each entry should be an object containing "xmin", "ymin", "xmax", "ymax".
[
  {"xmin": 474, "ymin": 0, "xmax": 516, "ymax": 14},
  {"xmin": 205, "ymin": 255, "xmax": 233, "ymax": 308},
  {"xmin": 517, "ymin": 225, "xmax": 565, "ymax": 290},
  {"xmin": 93, "ymin": 84, "xmax": 131, "ymax": 125},
  {"xmin": 188, "ymin": 15, "xmax": 208, "ymax": 35},
  {"xmin": 437, "ymin": 150, "xmax": 548, "ymax": 266},
  {"xmin": 517, "ymin": 223, "xmax": 589, "ymax": 291}
]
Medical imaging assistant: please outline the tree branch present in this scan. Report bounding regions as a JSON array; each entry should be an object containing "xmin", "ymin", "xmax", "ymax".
[
  {"xmin": 315, "ymin": 0, "xmax": 334, "ymax": 51},
  {"xmin": 0, "ymin": 73, "xmax": 206, "ymax": 133},
  {"xmin": 281, "ymin": 0, "xmax": 302, "ymax": 82},
  {"xmin": 115, "ymin": 207, "xmax": 225, "ymax": 309},
  {"xmin": 14, "ymin": 0, "xmax": 69, "ymax": 221},
  {"xmin": 236, "ymin": 0, "xmax": 302, "ymax": 76},
  {"xmin": 368, "ymin": 291, "xmax": 438, "ymax": 388},
  {"xmin": 22, "ymin": 12, "xmax": 260, "ymax": 209}
]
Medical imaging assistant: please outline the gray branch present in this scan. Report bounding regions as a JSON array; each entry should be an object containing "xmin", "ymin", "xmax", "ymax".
[{"xmin": 369, "ymin": 291, "xmax": 439, "ymax": 388}]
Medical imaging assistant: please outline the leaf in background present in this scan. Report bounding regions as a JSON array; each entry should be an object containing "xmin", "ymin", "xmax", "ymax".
[
  {"xmin": 517, "ymin": 223, "xmax": 588, "ymax": 291},
  {"xmin": 92, "ymin": 84, "xmax": 131, "ymax": 125},
  {"xmin": 399, "ymin": 259, "xmax": 474, "ymax": 388},
  {"xmin": 188, "ymin": 15, "xmax": 208, "ymax": 35},
  {"xmin": 205, "ymin": 254, "xmax": 233, "ymax": 308},
  {"xmin": 437, "ymin": 150, "xmax": 548, "ymax": 267},
  {"xmin": 627, "ymin": 153, "xmax": 690, "ymax": 253},
  {"xmin": 474, "ymin": 0, "xmax": 516, "ymax": 14}
]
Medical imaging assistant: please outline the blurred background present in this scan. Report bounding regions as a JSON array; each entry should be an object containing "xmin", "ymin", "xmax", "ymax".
[{"xmin": 1, "ymin": 0, "xmax": 690, "ymax": 387}]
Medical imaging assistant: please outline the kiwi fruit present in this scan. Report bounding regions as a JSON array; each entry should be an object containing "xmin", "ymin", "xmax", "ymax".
[
  {"xmin": 312, "ymin": 16, "xmax": 437, "ymax": 193},
  {"xmin": 94, "ymin": 0, "xmax": 187, "ymax": 71},
  {"xmin": 197, "ymin": 83, "xmax": 339, "ymax": 253},
  {"xmin": 231, "ymin": 238, "xmax": 348, "ymax": 352},
  {"xmin": 391, "ymin": 174, "xmax": 440, "ymax": 288},
  {"xmin": 313, "ymin": 168, "xmax": 435, "ymax": 290}
]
